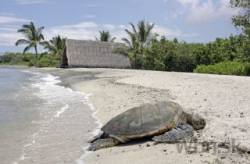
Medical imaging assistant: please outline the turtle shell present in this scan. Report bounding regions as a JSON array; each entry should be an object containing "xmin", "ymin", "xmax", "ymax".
[{"xmin": 101, "ymin": 101, "xmax": 185, "ymax": 142}]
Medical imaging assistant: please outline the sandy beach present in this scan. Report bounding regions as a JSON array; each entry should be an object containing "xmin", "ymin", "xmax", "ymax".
[
  {"xmin": 3, "ymin": 67, "xmax": 248, "ymax": 164},
  {"xmin": 1, "ymin": 67, "xmax": 250, "ymax": 163},
  {"xmin": 39, "ymin": 68, "xmax": 250, "ymax": 164},
  {"xmin": 1, "ymin": 0, "xmax": 249, "ymax": 163}
]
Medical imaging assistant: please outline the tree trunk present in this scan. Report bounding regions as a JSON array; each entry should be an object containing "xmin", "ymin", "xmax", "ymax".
[{"xmin": 34, "ymin": 45, "xmax": 38, "ymax": 58}]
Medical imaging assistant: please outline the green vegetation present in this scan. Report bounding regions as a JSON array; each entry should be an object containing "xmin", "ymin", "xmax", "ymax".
[
  {"xmin": 122, "ymin": 20, "xmax": 156, "ymax": 68},
  {"xmin": 0, "ymin": 52, "xmax": 59, "ymax": 67},
  {"xmin": 41, "ymin": 35, "xmax": 66, "ymax": 61},
  {"xmin": 1, "ymin": 0, "xmax": 250, "ymax": 75},
  {"xmin": 117, "ymin": 1, "xmax": 250, "ymax": 75},
  {"xmin": 121, "ymin": 30, "xmax": 250, "ymax": 73},
  {"xmin": 29, "ymin": 55, "xmax": 59, "ymax": 67},
  {"xmin": 0, "ymin": 52, "xmax": 33, "ymax": 65},
  {"xmin": 15, "ymin": 22, "xmax": 45, "ymax": 58},
  {"xmin": 96, "ymin": 31, "xmax": 116, "ymax": 42},
  {"xmin": 0, "ymin": 22, "xmax": 66, "ymax": 67},
  {"xmin": 231, "ymin": 0, "xmax": 250, "ymax": 36},
  {"xmin": 194, "ymin": 61, "xmax": 250, "ymax": 76}
]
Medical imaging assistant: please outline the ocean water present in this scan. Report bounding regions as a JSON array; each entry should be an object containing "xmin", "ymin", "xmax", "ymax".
[{"xmin": 0, "ymin": 68, "xmax": 100, "ymax": 164}]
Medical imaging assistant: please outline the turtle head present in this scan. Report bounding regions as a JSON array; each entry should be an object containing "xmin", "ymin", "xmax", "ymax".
[{"xmin": 185, "ymin": 112, "xmax": 206, "ymax": 130}]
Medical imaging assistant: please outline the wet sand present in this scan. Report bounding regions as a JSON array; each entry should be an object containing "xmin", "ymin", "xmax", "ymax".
[
  {"xmin": 4, "ymin": 68, "xmax": 98, "ymax": 164},
  {"xmin": 11, "ymin": 67, "xmax": 250, "ymax": 164},
  {"xmin": 47, "ymin": 68, "xmax": 250, "ymax": 164}
]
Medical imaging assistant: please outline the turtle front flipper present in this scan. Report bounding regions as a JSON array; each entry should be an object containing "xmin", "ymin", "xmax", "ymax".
[
  {"xmin": 152, "ymin": 124, "xmax": 194, "ymax": 143},
  {"xmin": 88, "ymin": 131, "xmax": 105, "ymax": 143},
  {"xmin": 88, "ymin": 138, "xmax": 120, "ymax": 151}
]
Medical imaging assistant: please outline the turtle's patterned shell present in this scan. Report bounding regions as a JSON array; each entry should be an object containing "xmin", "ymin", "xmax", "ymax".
[{"xmin": 101, "ymin": 101, "xmax": 185, "ymax": 141}]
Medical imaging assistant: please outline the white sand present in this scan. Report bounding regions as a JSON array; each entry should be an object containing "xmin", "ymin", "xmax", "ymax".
[
  {"xmin": 27, "ymin": 67, "xmax": 250, "ymax": 164},
  {"xmin": 51, "ymin": 68, "xmax": 250, "ymax": 164}
]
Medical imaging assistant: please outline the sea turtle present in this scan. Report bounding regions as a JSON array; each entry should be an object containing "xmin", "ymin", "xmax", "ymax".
[{"xmin": 88, "ymin": 101, "xmax": 206, "ymax": 151}]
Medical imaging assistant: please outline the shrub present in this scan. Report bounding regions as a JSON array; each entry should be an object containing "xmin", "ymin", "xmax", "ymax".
[
  {"xmin": 0, "ymin": 53, "xmax": 12, "ymax": 63},
  {"xmin": 113, "ymin": 46, "xmax": 129, "ymax": 56},
  {"xmin": 0, "ymin": 53, "xmax": 25, "ymax": 65},
  {"xmin": 23, "ymin": 53, "xmax": 35, "ymax": 62},
  {"xmin": 31, "ymin": 55, "xmax": 59, "ymax": 67},
  {"xmin": 194, "ymin": 61, "xmax": 250, "ymax": 76},
  {"xmin": 0, "ymin": 52, "xmax": 60, "ymax": 67}
]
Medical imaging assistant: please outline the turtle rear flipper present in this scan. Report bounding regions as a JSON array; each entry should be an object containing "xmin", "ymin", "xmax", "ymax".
[
  {"xmin": 88, "ymin": 138, "xmax": 120, "ymax": 151},
  {"xmin": 152, "ymin": 124, "xmax": 194, "ymax": 143}
]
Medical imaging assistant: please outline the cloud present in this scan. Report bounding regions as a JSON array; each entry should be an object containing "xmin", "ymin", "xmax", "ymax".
[
  {"xmin": 44, "ymin": 22, "xmax": 100, "ymax": 41},
  {"xmin": 176, "ymin": 0, "xmax": 199, "ymax": 6},
  {"xmin": 44, "ymin": 22, "xmax": 125, "ymax": 42},
  {"xmin": 0, "ymin": 17, "xmax": 197, "ymax": 47},
  {"xmin": 0, "ymin": 31, "xmax": 23, "ymax": 46},
  {"xmin": 44, "ymin": 21, "xmax": 197, "ymax": 42},
  {"xmin": 174, "ymin": 0, "xmax": 239, "ymax": 24},
  {"xmin": 153, "ymin": 25, "xmax": 198, "ymax": 38},
  {"xmin": 0, "ymin": 15, "xmax": 29, "ymax": 24},
  {"xmin": 0, "ymin": 15, "xmax": 30, "ymax": 46},
  {"xmin": 0, "ymin": 25, "xmax": 24, "ymax": 46},
  {"xmin": 15, "ymin": 0, "xmax": 48, "ymax": 5}
]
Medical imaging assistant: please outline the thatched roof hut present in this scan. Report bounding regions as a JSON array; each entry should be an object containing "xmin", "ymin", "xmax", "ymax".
[{"xmin": 61, "ymin": 39, "xmax": 131, "ymax": 68}]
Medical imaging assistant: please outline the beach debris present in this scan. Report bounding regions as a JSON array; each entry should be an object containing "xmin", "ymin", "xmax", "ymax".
[
  {"xmin": 88, "ymin": 101, "xmax": 206, "ymax": 151},
  {"xmin": 240, "ymin": 112, "xmax": 244, "ymax": 118}
]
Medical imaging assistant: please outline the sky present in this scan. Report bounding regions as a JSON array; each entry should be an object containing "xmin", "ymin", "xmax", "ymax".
[{"xmin": 0, "ymin": 0, "xmax": 242, "ymax": 53}]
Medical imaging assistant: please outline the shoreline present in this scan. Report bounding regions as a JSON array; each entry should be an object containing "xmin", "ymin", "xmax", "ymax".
[
  {"xmin": 32, "ymin": 69, "xmax": 104, "ymax": 164},
  {"xmin": 51, "ymin": 68, "xmax": 250, "ymax": 164},
  {"xmin": 2, "ymin": 67, "xmax": 250, "ymax": 164},
  {"xmin": 33, "ymin": 70, "xmax": 102, "ymax": 164},
  {"xmin": 11, "ymin": 68, "xmax": 99, "ymax": 164},
  {"xmin": 45, "ymin": 68, "xmax": 173, "ymax": 163}
]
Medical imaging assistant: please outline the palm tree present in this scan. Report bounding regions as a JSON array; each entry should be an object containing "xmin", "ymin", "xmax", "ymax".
[
  {"xmin": 15, "ymin": 22, "xmax": 44, "ymax": 58},
  {"xmin": 96, "ymin": 30, "xmax": 116, "ymax": 42},
  {"xmin": 122, "ymin": 29, "xmax": 139, "ymax": 51},
  {"xmin": 122, "ymin": 20, "xmax": 155, "ymax": 53},
  {"xmin": 41, "ymin": 35, "xmax": 66, "ymax": 57},
  {"xmin": 122, "ymin": 20, "xmax": 155, "ymax": 68}
]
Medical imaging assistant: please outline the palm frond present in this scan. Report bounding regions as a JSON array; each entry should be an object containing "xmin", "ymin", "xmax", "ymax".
[
  {"xmin": 16, "ymin": 21, "xmax": 45, "ymax": 57},
  {"xmin": 122, "ymin": 38, "xmax": 132, "ymax": 47},
  {"xmin": 123, "ymin": 20, "xmax": 156, "ymax": 52},
  {"xmin": 17, "ymin": 28, "xmax": 29, "ymax": 33},
  {"xmin": 41, "ymin": 35, "xmax": 66, "ymax": 56},
  {"xmin": 110, "ymin": 37, "xmax": 116, "ymax": 42},
  {"xmin": 125, "ymin": 29, "xmax": 135, "ymax": 38},
  {"xmin": 37, "ymin": 26, "xmax": 44, "ymax": 34},
  {"xmin": 97, "ymin": 30, "xmax": 115, "ymax": 42},
  {"xmin": 15, "ymin": 39, "xmax": 30, "ymax": 46},
  {"xmin": 129, "ymin": 23, "xmax": 137, "ymax": 34},
  {"xmin": 23, "ymin": 44, "xmax": 33, "ymax": 54}
]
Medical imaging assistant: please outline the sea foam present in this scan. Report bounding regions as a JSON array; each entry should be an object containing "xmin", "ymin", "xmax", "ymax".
[{"xmin": 19, "ymin": 70, "xmax": 102, "ymax": 164}]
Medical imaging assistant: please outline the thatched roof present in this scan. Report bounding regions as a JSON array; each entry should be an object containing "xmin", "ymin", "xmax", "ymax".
[{"xmin": 65, "ymin": 39, "xmax": 131, "ymax": 68}]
